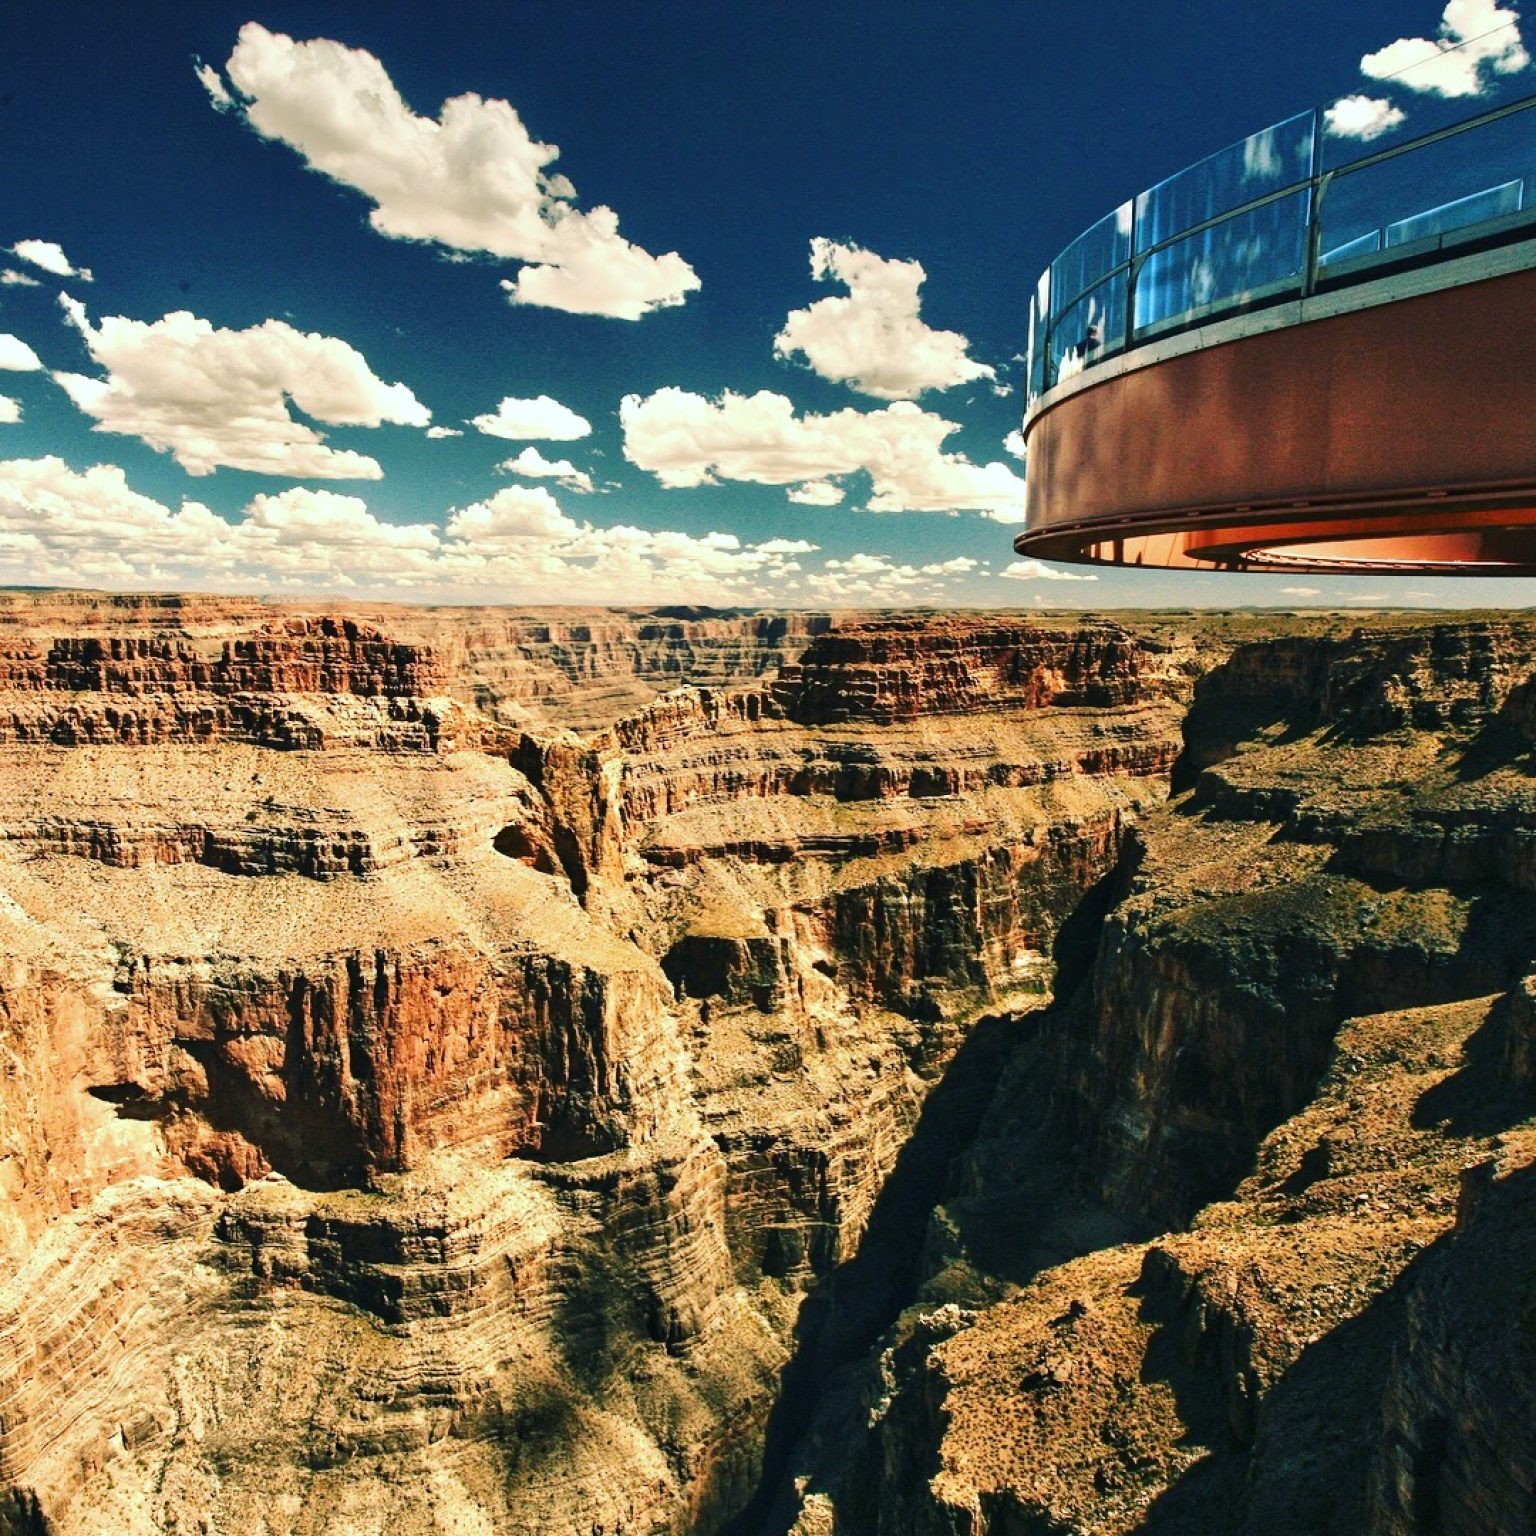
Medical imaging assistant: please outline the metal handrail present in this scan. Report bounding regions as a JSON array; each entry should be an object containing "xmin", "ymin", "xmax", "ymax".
[{"xmin": 1031, "ymin": 89, "xmax": 1536, "ymax": 399}]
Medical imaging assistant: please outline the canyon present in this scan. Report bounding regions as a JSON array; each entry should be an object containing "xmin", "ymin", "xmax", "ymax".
[{"xmin": 0, "ymin": 595, "xmax": 1531, "ymax": 1535}]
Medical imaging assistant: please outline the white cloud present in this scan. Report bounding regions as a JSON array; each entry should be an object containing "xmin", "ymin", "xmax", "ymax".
[
  {"xmin": 787, "ymin": 480, "xmax": 845, "ymax": 506},
  {"xmin": 0, "ymin": 459, "xmax": 441, "ymax": 589},
  {"xmin": 1, "ymin": 270, "xmax": 41, "ymax": 289},
  {"xmin": 773, "ymin": 238, "xmax": 994, "ymax": 400},
  {"xmin": 0, "ymin": 456, "xmax": 927, "ymax": 606},
  {"xmin": 11, "ymin": 240, "xmax": 91, "ymax": 281},
  {"xmin": 242, "ymin": 485, "xmax": 440, "ymax": 565},
  {"xmin": 52, "ymin": 296, "xmax": 429, "ymax": 478},
  {"xmin": 208, "ymin": 23, "xmax": 700, "ymax": 320},
  {"xmin": 425, "ymin": 425, "xmax": 463, "ymax": 439},
  {"xmin": 499, "ymin": 445, "xmax": 595, "ymax": 492},
  {"xmin": 620, "ymin": 388, "xmax": 1027, "ymax": 519},
  {"xmin": 195, "ymin": 61, "xmax": 234, "ymax": 110},
  {"xmin": 1003, "ymin": 429, "xmax": 1026, "ymax": 459},
  {"xmin": 0, "ymin": 335, "xmax": 42, "ymax": 371},
  {"xmin": 1361, "ymin": 0, "xmax": 1528, "ymax": 97},
  {"xmin": 1279, "ymin": 585, "xmax": 1322, "ymax": 596},
  {"xmin": 801, "ymin": 550, "xmax": 981, "ymax": 604},
  {"xmin": 0, "ymin": 398, "xmax": 19, "ymax": 425},
  {"xmin": 755, "ymin": 537, "xmax": 819, "ymax": 555},
  {"xmin": 407, "ymin": 486, "xmax": 820, "ymax": 602},
  {"xmin": 444, "ymin": 484, "xmax": 585, "ymax": 546},
  {"xmin": 1000, "ymin": 559, "xmax": 1098, "ymax": 582},
  {"xmin": 471, "ymin": 393, "xmax": 591, "ymax": 442},
  {"xmin": 1323, "ymin": 94, "xmax": 1408, "ymax": 140}
]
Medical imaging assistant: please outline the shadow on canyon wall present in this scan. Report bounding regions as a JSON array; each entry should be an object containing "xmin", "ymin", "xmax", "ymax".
[
  {"xmin": 1133, "ymin": 993, "xmax": 1536, "ymax": 1536},
  {"xmin": 722, "ymin": 844, "xmax": 1147, "ymax": 1535},
  {"xmin": 721, "ymin": 1006, "xmax": 1027, "ymax": 1536}
]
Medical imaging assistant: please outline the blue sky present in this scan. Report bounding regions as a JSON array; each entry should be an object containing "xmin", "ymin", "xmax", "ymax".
[{"xmin": 0, "ymin": 0, "xmax": 1531, "ymax": 608}]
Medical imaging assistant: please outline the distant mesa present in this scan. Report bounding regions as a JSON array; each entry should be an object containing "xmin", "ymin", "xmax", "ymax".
[{"xmin": 1017, "ymin": 89, "xmax": 1536, "ymax": 573}]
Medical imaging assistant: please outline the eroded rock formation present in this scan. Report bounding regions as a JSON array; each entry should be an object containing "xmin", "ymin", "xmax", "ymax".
[
  {"xmin": 0, "ymin": 601, "xmax": 1532, "ymax": 1536},
  {"xmin": 790, "ymin": 619, "xmax": 1536, "ymax": 1536}
]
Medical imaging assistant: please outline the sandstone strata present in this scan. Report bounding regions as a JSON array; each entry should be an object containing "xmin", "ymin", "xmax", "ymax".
[
  {"xmin": 795, "ymin": 620, "xmax": 1536, "ymax": 1536},
  {"xmin": 1, "ymin": 602, "xmax": 1533, "ymax": 1536},
  {"xmin": 0, "ymin": 603, "xmax": 1188, "ymax": 1535}
]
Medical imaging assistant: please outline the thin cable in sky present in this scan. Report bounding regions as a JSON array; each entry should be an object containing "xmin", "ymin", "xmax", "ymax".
[{"xmin": 1367, "ymin": 16, "xmax": 1526, "ymax": 85}]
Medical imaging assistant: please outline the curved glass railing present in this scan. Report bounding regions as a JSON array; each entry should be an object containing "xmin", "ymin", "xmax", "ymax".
[{"xmin": 1026, "ymin": 54, "xmax": 1536, "ymax": 410}]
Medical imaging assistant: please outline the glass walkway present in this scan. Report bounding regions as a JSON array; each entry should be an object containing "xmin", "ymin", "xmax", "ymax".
[{"xmin": 1017, "ymin": 54, "xmax": 1536, "ymax": 574}]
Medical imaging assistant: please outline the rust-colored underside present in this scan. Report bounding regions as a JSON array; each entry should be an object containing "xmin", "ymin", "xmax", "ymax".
[{"xmin": 1016, "ymin": 263, "xmax": 1536, "ymax": 573}]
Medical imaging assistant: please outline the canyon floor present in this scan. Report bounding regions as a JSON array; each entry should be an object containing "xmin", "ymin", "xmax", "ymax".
[{"xmin": 0, "ymin": 595, "xmax": 1531, "ymax": 1536}]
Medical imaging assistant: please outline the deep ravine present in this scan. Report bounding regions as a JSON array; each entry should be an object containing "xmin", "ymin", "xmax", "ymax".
[{"xmin": 0, "ymin": 600, "xmax": 1532, "ymax": 1536}]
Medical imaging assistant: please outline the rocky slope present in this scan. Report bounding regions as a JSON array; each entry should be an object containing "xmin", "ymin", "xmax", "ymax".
[
  {"xmin": 0, "ymin": 600, "xmax": 1532, "ymax": 1536},
  {"xmin": 787, "ymin": 621, "xmax": 1536, "ymax": 1536},
  {"xmin": 0, "ymin": 600, "xmax": 1191, "ymax": 1536},
  {"xmin": 0, "ymin": 593, "xmax": 837, "ymax": 733}
]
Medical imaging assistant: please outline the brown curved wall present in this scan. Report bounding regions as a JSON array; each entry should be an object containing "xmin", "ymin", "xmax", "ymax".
[{"xmin": 1022, "ymin": 266, "xmax": 1536, "ymax": 537}]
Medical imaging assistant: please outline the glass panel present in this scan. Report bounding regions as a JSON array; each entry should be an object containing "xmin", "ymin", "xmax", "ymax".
[
  {"xmin": 1045, "ymin": 272, "xmax": 1127, "ymax": 388},
  {"xmin": 1049, "ymin": 201, "xmax": 1132, "ymax": 318},
  {"xmin": 1319, "ymin": 228, "xmax": 1382, "ymax": 265},
  {"xmin": 1321, "ymin": 24, "xmax": 1535, "ymax": 171},
  {"xmin": 1387, "ymin": 179, "xmax": 1522, "ymax": 243},
  {"xmin": 1133, "ymin": 190, "xmax": 1308, "ymax": 336},
  {"xmin": 1135, "ymin": 110, "xmax": 1314, "ymax": 252},
  {"xmin": 1026, "ymin": 268, "xmax": 1050, "ymax": 402},
  {"xmin": 1318, "ymin": 107, "xmax": 1536, "ymax": 270},
  {"xmin": 1025, "ymin": 289, "xmax": 1042, "ymax": 402}
]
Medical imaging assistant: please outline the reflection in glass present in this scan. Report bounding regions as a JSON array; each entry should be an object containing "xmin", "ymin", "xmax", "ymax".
[
  {"xmin": 1026, "ymin": 269, "xmax": 1051, "ymax": 402},
  {"xmin": 1134, "ymin": 191, "xmax": 1308, "ymax": 335},
  {"xmin": 1050, "ymin": 201, "xmax": 1132, "ymax": 319},
  {"xmin": 1135, "ymin": 110, "xmax": 1314, "ymax": 252},
  {"xmin": 1318, "ymin": 108, "xmax": 1535, "ymax": 271},
  {"xmin": 1025, "ymin": 78, "xmax": 1535, "ymax": 407},
  {"xmin": 1388, "ymin": 180, "xmax": 1523, "ymax": 244},
  {"xmin": 1047, "ymin": 273, "xmax": 1127, "ymax": 388}
]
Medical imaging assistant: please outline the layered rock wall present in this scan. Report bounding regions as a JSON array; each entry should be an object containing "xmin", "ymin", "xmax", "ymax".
[
  {"xmin": 0, "ymin": 619, "xmax": 452, "ymax": 749},
  {"xmin": 0, "ymin": 604, "xmax": 1190, "ymax": 1536},
  {"xmin": 5, "ymin": 602, "xmax": 1533, "ymax": 1536},
  {"xmin": 805, "ymin": 619, "xmax": 1536, "ymax": 1536}
]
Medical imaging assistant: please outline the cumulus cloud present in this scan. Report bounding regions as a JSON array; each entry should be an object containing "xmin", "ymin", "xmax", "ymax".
[
  {"xmin": 1323, "ymin": 94, "xmax": 1409, "ymax": 140},
  {"xmin": 205, "ymin": 23, "xmax": 700, "ymax": 320},
  {"xmin": 52, "ymin": 296, "xmax": 430, "ymax": 478},
  {"xmin": 446, "ymin": 484, "xmax": 583, "ymax": 545},
  {"xmin": 10, "ymin": 240, "xmax": 91, "ymax": 281},
  {"xmin": 425, "ymin": 425, "xmax": 463, "ymax": 439},
  {"xmin": 1000, "ymin": 558, "xmax": 1098, "ymax": 582},
  {"xmin": 1, "ymin": 270, "xmax": 40, "ymax": 288},
  {"xmin": 499, "ymin": 445, "xmax": 595, "ymax": 492},
  {"xmin": 1279, "ymin": 586, "xmax": 1322, "ymax": 596},
  {"xmin": 471, "ymin": 393, "xmax": 591, "ymax": 441},
  {"xmin": 0, "ymin": 459, "xmax": 443, "ymax": 589},
  {"xmin": 195, "ymin": 60, "xmax": 233, "ymax": 109},
  {"xmin": 773, "ymin": 239, "xmax": 994, "ymax": 400},
  {"xmin": 0, "ymin": 456, "xmax": 830, "ymax": 604},
  {"xmin": 800, "ymin": 551, "xmax": 983, "ymax": 604},
  {"xmin": 786, "ymin": 480, "xmax": 845, "ymax": 506},
  {"xmin": 242, "ymin": 485, "xmax": 441, "ymax": 561},
  {"xmin": 620, "ymin": 388, "xmax": 1027, "ymax": 520},
  {"xmin": 755, "ymin": 537, "xmax": 819, "ymax": 555},
  {"xmin": 0, "ymin": 335, "xmax": 42, "ymax": 371},
  {"xmin": 0, "ymin": 457, "xmax": 242, "ymax": 583},
  {"xmin": 1003, "ymin": 429, "xmax": 1026, "ymax": 459},
  {"xmin": 0, "ymin": 399, "xmax": 19, "ymax": 425},
  {"xmin": 1361, "ymin": 0, "xmax": 1528, "ymax": 97}
]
